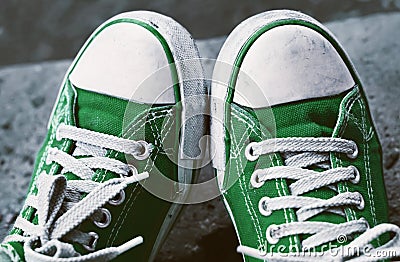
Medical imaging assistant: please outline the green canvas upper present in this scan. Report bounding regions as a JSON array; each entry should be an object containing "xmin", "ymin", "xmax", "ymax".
[
  {"xmin": 0, "ymin": 11, "xmax": 199, "ymax": 261},
  {"xmin": 221, "ymin": 85, "xmax": 388, "ymax": 260},
  {"xmin": 1, "ymin": 79, "xmax": 182, "ymax": 261},
  {"xmin": 217, "ymin": 13, "xmax": 390, "ymax": 261}
]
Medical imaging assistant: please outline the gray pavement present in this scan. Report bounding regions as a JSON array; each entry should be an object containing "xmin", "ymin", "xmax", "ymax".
[
  {"xmin": 0, "ymin": 12, "xmax": 398, "ymax": 261},
  {"xmin": 1, "ymin": 0, "xmax": 400, "ymax": 66}
]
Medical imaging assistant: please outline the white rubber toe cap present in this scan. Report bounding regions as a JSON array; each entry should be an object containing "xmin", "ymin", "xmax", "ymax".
[
  {"xmin": 235, "ymin": 24, "xmax": 355, "ymax": 108},
  {"xmin": 69, "ymin": 20, "xmax": 175, "ymax": 104}
]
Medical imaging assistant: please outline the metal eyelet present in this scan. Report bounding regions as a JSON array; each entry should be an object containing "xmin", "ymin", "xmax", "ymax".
[
  {"xmin": 109, "ymin": 190, "xmax": 125, "ymax": 206},
  {"xmin": 83, "ymin": 232, "xmax": 99, "ymax": 251},
  {"xmin": 357, "ymin": 193, "xmax": 365, "ymax": 210},
  {"xmin": 245, "ymin": 142, "xmax": 260, "ymax": 161},
  {"xmin": 55, "ymin": 123, "xmax": 65, "ymax": 141},
  {"xmin": 133, "ymin": 141, "xmax": 152, "ymax": 160},
  {"xmin": 350, "ymin": 166, "xmax": 360, "ymax": 184},
  {"xmin": 359, "ymin": 217, "xmax": 370, "ymax": 229},
  {"xmin": 250, "ymin": 170, "xmax": 265, "ymax": 188},
  {"xmin": 45, "ymin": 148, "xmax": 57, "ymax": 165},
  {"xmin": 266, "ymin": 224, "xmax": 279, "ymax": 244},
  {"xmin": 45, "ymin": 156, "xmax": 52, "ymax": 165},
  {"xmin": 126, "ymin": 164, "xmax": 138, "ymax": 177},
  {"xmin": 347, "ymin": 141, "xmax": 359, "ymax": 159},
  {"xmin": 258, "ymin": 196, "xmax": 272, "ymax": 216},
  {"xmin": 93, "ymin": 208, "xmax": 112, "ymax": 228}
]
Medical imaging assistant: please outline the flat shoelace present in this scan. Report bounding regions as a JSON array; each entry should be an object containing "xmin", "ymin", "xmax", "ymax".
[
  {"xmin": 4, "ymin": 124, "xmax": 152, "ymax": 261},
  {"xmin": 237, "ymin": 137, "xmax": 400, "ymax": 261}
]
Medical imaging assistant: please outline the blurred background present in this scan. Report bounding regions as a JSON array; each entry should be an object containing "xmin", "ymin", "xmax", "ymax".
[{"xmin": 1, "ymin": 0, "xmax": 400, "ymax": 66}]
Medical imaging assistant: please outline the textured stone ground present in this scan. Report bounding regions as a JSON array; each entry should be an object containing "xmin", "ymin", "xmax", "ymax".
[{"xmin": 0, "ymin": 13, "xmax": 398, "ymax": 261}]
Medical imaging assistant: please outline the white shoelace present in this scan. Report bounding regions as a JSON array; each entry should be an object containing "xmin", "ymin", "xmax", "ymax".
[
  {"xmin": 4, "ymin": 124, "xmax": 153, "ymax": 262},
  {"xmin": 237, "ymin": 137, "xmax": 400, "ymax": 261}
]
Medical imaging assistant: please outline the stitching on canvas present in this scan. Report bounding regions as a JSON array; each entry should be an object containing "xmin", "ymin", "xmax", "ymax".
[
  {"xmin": 270, "ymin": 153, "xmax": 298, "ymax": 247},
  {"xmin": 336, "ymin": 91, "xmax": 360, "ymax": 221},
  {"xmin": 15, "ymin": 85, "xmax": 74, "ymax": 233},
  {"xmin": 231, "ymin": 107, "xmax": 295, "ymax": 223},
  {"xmin": 341, "ymin": 94, "xmax": 377, "ymax": 228},
  {"xmin": 358, "ymin": 98, "xmax": 378, "ymax": 228},
  {"xmin": 340, "ymin": 92, "xmax": 360, "ymax": 135},
  {"xmin": 108, "ymin": 109, "xmax": 174, "ymax": 244},
  {"xmin": 229, "ymin": 116, "xmax": 264, "ymax": 247},
  {"xmin": 108, "ymin": 107, "xmax": 175, "ymax": 244},
  {"xmin": 106, "ymin": 181, "xmax": 141, "ymax": 246},
  {"xmin": 124, "ymin": 109, "xmax": 172, "ymax": 138},
  {"xmin": 231, "ymin": 107, "xmax": 298, "ymax": 247},
  {"xmin": 143, "ymin": 110, "xmax": 174, "ymax": 171},
  {"xmin": 23, "ymin": 86, "xmax": 71, "ymax": 215}
]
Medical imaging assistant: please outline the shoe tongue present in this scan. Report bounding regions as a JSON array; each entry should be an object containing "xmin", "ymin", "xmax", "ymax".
[
  {"xmin": 257, "ymin": 91, "xmax": 349, "ymax": 225},
  {"xmin": 270, "ymin": 93, "xmax": 346, "ymax": 139},
  {"xmin": 71, "ymin": 86, "xmax": 150, "ymax": 182},
  {"xmin": 75, "ymin": 87, "xmax": 129, "ymax": 136}
]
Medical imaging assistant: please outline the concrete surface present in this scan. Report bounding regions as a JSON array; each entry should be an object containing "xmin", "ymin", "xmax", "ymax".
[
  {"xmin": 2, "ymin": 0, "xmax": 400, "ymax": 66},
  {"xmin": 0, "ymin": 13, "xmax": 399, "ymax": 261}
]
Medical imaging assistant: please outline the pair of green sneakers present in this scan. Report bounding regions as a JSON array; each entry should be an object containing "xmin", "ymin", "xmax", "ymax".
[{"xmin": 1, "ymin": 10, "xmax": 399, "ymax": 261}]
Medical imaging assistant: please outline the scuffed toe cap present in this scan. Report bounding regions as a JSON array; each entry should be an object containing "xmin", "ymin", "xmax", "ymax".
[{"xmin": 235, "ymin": 24, "xmax": 355, "ymax": 108}]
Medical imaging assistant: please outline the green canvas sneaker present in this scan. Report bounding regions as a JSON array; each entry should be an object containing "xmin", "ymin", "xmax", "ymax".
[
  {"xmin": 211, "ymin": 10, "xmax": 400, "ymax": 261},
  {"xmin": 1, "ymin": 11, "xmax": 206, "ymax": 261}
]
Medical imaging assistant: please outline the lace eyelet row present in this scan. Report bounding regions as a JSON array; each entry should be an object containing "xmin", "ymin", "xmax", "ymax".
[
  {"xmin": 245, "ymin": 140, "xmax": 359, "ymax": 162},
  {"xmin": 258, "ymin": 196, "xmax": 272, "ymax": 216},
  {"xmin": 133, "ymin": 140, "xmax": 153, "ymax": 160},
  {"xmin": 247, "ymin": 139, "xmax": 363, "ymax": 247},
  {"xmin": 83, "ymin": 190, "xmax": 126, "ymax": 251},
  {"xmin": 245, "ymin": 142, "xmax": 260, "ymax": 161},
  {"xmin": 44, "ymin": 124, "xmax": 149, "ymax": 254},
  {"xmin": 109, "ymin": 190, "xmax": 126, "ymax": 206},
  {"xmin": 250, "ymin": 170, "xmax": 265, "ymax": 188},
  {"xmin": 347, "ymin": 141, "xmax": 359, "ymax": 159},
  {"xmin": 83, "ymin": 232, "xmax": 99, "ymax": 251},
  {"xmin": 92, "ymin": 189, "xmax": 126, "ymax": 228},
  {"xmin": 350, "ymin": 166, "xmax": 361, "ymax": 184},
  {"xmin": 93, "ymin": 208, "xmax": 112, "ymax": 228},
  {"xmin": 266, "ymin": 224, "xmax": 280, "ymax": 244},
  {"xmin": 357, "ymin": 192, "xmax": 365, "ymax": 210},
  {"xmin": 264, "ymin": 218, "xmax": 369, "ymax": 246}
]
